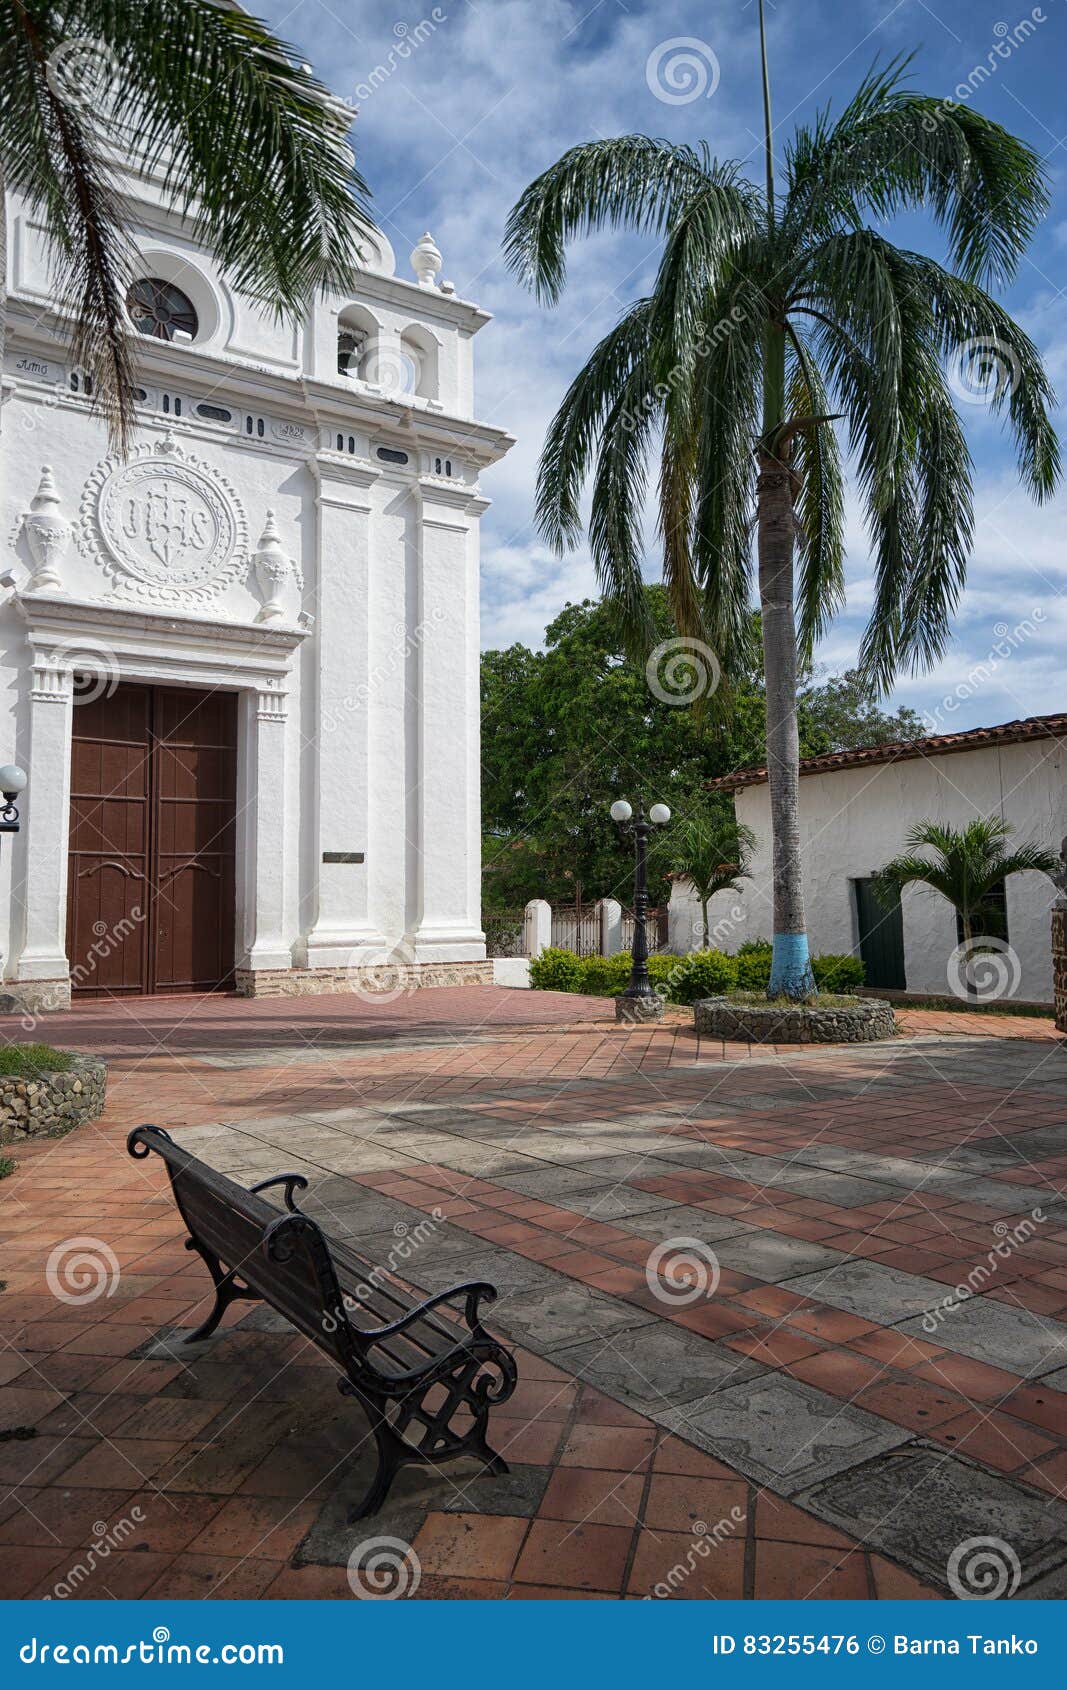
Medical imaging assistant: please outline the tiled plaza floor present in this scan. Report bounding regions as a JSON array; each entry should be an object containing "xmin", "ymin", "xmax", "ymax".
[{"xmin": 1, "ymin": 987, "xmax": 1065, "ymax": 1600}]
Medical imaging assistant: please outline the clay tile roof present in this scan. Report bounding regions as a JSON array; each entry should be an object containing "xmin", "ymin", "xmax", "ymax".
[{"xmin": 707, "ymin": 711, "xmax": 1067, "ymax": 793}]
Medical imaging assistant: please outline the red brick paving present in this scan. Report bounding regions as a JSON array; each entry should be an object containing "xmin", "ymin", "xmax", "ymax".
[{"xmin": 2, "ymin": 987, "xmax": 1064, "ymax": 1599}]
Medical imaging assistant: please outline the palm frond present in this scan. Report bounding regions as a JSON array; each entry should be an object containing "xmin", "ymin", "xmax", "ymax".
[
  {"xmin": 503, "ymin": 135, "xmax": 725, "ymax": 304},
  {"xmin": 71, "ymin": 0, "xmax": 373, "ymax": 310},
  {"xmin": 0, "ymin": 3, "xmax": 138, "ymax": 444},
  {"xmin": 785, "ymin": 56, "xmax": 1048, "ymax": 286}
]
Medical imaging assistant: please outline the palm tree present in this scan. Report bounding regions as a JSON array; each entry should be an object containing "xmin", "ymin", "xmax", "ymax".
[
  {"xmin": 875, "ymin": 817, "xmax": 1058, "ymax": 956},
  {"xmin": 503, "ymin": 0, "xmax": 1059, "ymax": 999},
  {"xmin": 0, "ymin": 0, "xmax": 374, "ymax": 445},
  {"xmin": 653, "ymin": 810, "xmax": 756, "ymax": 950}
]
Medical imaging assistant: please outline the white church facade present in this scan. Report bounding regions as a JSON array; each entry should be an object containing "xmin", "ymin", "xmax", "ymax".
[{"xmin": 0, "ymin": 159, "xmax": 511, "ymax": 1011}]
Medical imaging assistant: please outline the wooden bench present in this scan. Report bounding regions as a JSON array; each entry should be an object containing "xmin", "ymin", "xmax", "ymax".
[{"xmin": 128, "ymin": 1124, "xmax": 518, "ymax": 1519}]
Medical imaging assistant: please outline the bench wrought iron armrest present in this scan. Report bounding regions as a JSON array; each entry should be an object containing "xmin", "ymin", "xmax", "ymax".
[
  {"xmin": 127, "ymin": 1124, "xmax": 175, "ymax": 1158},
  {"xmin": 349, "ymin": 1279, "xmax": 499, "ymax": 1345},
  {"xmin": 249, "ymin": 1173, "xmax": 309, "ymax": 1213}
]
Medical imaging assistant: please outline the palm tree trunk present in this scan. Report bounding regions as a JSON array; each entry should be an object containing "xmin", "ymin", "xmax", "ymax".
[
  {"xmin": 700, "ymin": 895, "xmax": 710, "ymax": 951},
  {"xmin": 757, "ymin": 437, "xmax": 814, "ymax": 998}
]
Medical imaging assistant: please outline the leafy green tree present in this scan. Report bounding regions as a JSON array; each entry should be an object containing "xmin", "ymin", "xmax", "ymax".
[
  {"xmin": 0, "ymin": 0, "xmax": 373, "ymax": 443},
  {"xmin": 504, "ymin": 0, "xmax": 1058, "ymax": 995},
  {"xmin": 481, "ymin": 586, "xmax": 922, "ymax": 911},
  {"xmin": 652, "ymin": 810, "xmax": 757, "ymax": 950},
  {"xmin": 875, "ymin": 817, "xmax": 1058, "ymax": 949}
]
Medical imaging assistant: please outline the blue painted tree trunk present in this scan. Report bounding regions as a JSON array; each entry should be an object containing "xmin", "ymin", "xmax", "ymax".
[{"xmin": 769, "ymin": 931, "xmax": 815, "ymax": 998}]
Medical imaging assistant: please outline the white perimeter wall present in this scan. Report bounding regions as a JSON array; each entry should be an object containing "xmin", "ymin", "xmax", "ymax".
[{"xmin": 668, "ymin": 737, "xmax": 1065, "ymax": 1000}]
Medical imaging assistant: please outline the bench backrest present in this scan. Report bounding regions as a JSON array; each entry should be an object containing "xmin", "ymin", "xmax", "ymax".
[{"xmin": 129, "ymin": 1125, "xmax": 357, "ymax": 1372}]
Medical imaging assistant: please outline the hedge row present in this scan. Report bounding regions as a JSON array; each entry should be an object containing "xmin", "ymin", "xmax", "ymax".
[{"xmin": 529, "ymin": 940, "xmax": 865, "ymax": 1002}]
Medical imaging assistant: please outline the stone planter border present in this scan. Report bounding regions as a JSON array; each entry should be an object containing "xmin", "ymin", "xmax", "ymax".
[
  {"xmin": 694, "ymin": 994, "xmax": 896, "ymax": 1045},
  {"xmin": 0, "ymin": 1053, "xmax": 108, "ymax": 1146}
]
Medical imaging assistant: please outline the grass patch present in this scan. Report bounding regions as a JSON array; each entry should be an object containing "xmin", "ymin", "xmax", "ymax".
[
  {"xmin": 0, "ymin": 1042, "xmax": 76, "ymax": 1077},
  {"xmin": 0, "ymin": 1156, "xmax": 15, "ymax": 1180}
]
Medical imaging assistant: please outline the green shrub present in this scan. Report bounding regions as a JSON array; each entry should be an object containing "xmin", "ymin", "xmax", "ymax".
[
  {"xmin": 812, "ymin": 952, "xmax": 866, "ymax": 991},
  {"xmin": 579, "ymin": 952, "xmax": 633, "ymax": 996},
  {"xmin": 734, "ymin": 941, "xmax": 772, "ymax": 990},
  {"xmin": 0, "ymin": 1043, "xmax": 75, "ymax": 1077},
  {"xmin": 667, "ymin": 949, "xmax": 739, "ymax": 1003},
  {"xmin": 528, "ymin": 947, "xmax": 585, "ymax": 993},
  {"xmin": 528, "ymin": 941, "xmax": 864, "ymax": 1001}
]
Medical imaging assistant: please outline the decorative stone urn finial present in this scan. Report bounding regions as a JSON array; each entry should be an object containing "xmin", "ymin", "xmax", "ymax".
[
  {"xmin": 252, "ymin": 509, "xmax": 292, "ymax": 624},
  {"xmin": 410, "ymin": 231, "xmax": 443, "ymax": 289},
  {"xmin": 22, "ymin": 465, "xmax": 71, "ymax": 592}
]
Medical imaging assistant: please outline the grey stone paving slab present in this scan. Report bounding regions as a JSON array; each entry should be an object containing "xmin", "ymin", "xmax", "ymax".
[
  {"xmin": 492, "ymin": 1282, "xmax": 658, "ymax": 1350},
  {"xmin": 295, "ymin": 1452, "xmax": 488, "ymax": 1565},
  {"xmin": 500, "ymin": 1167, "xmax": 616, "ymax": 1199},
  {"xmin": 712, "ymin": 1233, "xmax": 849, "ymax": 1283},
  {"xmin": 405, "ymin": 1249, "xmax": 559, "ymax": 1297},
  {"xmin": 788, "ymin": 1259, "xmax": 962, "ymax": 1324},
  {"xmin": 561, "ymin": 1325, "xmax": 766, "ymax": 1415},
  {"xmin": 1037, "ymin": 1365, "xmax": 1067, "ymax": 1393},
  {"xmin": 561, "ymin": 1188, "xmax": 681, "ymax": 1222},
  {"xmin": 799, "ymin": 1444, "xmax": 1067, "ymax": 1593},
  {"xmin": 896, "ymin": 1300, "xmax": 1067, "ymax": 1378},
  {"xmin": 564, "ymin": 1154, "xmax": 681, "ymax": 1180},
  {"xmin": 664, "ymin": 1375, "xmax": 909, "ymax": 1493},
  {"xmin": 441, "ymin": 1463, "xmax": 551, "ymax": 1517},
  {"xmin": 616, "ymin": 1205, "xmax": 758, "ymax": 1245}
]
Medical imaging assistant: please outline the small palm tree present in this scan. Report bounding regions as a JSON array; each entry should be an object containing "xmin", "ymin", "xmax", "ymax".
[
  {"xmin": 875, "ymin": 817, "xmax": 1058, "ymax": 948},
  {"xmin": 503, "ymin": 0, "xmax": 1059, "ymax": 999},
  {"xmin": 654, "ymin": 811, "xmax": 756, "ymax": 950},
  {"xmin": 0, "ymin": 0, "xmax": 374, "ymax": 445}
]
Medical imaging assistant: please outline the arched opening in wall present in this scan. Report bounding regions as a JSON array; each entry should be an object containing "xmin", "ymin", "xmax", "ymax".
[
  {"xmin": 399, "ymin": 324, "xmax": 439, "ymax": 401},
  {"xmin": 337, "ymin": 303, "xmax": 380, "ymax": 380},
  {"xmin": 126, "ymin": 251, "xmax": 222, "ymax": 346}
]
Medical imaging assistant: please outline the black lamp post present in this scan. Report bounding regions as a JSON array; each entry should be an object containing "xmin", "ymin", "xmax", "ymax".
[
  {"xmin": 0, "ymin": 765, "xmax": 27, "ymax": 845},
  {"xmin": 610, "ymin": 797, "xmax": 671, "ymax": 1022}
]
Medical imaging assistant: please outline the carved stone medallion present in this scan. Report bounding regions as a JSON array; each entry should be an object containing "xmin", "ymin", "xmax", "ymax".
[{"xmin": 79, "ymin": 432, "xmax": 248, "ymax": 605}]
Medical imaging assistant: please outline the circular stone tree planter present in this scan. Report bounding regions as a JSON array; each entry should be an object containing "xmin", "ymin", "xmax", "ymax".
[
  {"xmin": 694, "ymin": 994, "xmax": 896, "ymax": 1044},
  {"xmin": 0, "ymin": 1054, "xmax": 108, "ymax": 1146}
]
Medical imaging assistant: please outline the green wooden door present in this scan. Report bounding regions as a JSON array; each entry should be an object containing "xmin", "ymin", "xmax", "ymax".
[{"xmin": 853, "ymin": 878, "xmax": 906, "ymax": 990}]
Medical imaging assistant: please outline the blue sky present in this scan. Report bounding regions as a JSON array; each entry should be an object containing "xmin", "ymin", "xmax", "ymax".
[{"xmin": 262, "ymin": 0, "xmax": 1067, "ymax": 732}]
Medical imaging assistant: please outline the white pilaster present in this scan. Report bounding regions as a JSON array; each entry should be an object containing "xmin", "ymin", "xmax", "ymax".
[
  {"xmin": 15, "ymin": 655, "xmax": 74, "ymax": 982},
  {"xmin": 410, "ymin": 479, "xmax": 486, "ymax": 962},
  {"xmin": 238, "ymin": 686, "xmax": 291, "ymax": 971},
  {"xmin": 304, "ymin": 455, "xmax": 387, "ymax": 965}
]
